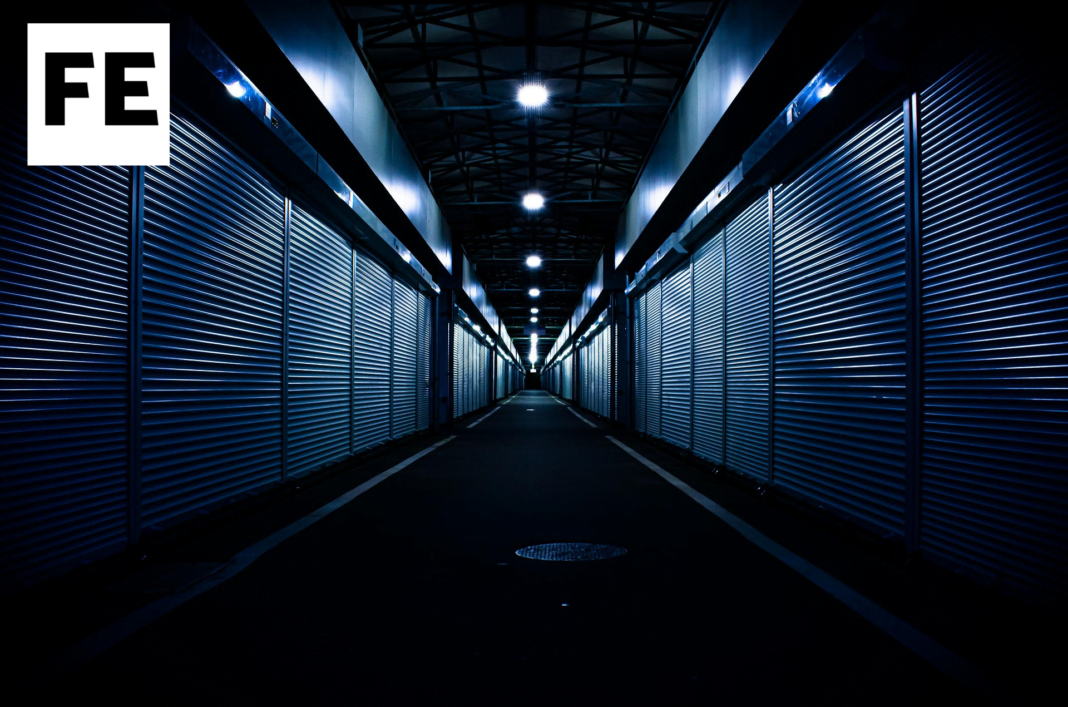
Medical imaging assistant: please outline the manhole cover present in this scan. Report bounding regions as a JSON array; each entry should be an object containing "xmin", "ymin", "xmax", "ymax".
[{"xmin": 516, "ymin": 543, "xmax": 628, "ymax": 561}]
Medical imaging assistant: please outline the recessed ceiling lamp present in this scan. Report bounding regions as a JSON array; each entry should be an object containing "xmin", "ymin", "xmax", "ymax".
[
  {"xmin": 530, "ymin": 317, "xmax": 538, "ymax": 323},
  {"xmin": 528, "ymin": 288, "xmax": 540, "ymax": 297},
  {"xmin": 526, "ymin": 255, "xmax": 542, "ymax": 268},
  {"xmin": 517, "ymin": 83, "xmax": 549, "ymax": 108},
  {"xmin": 531, "ymin": 308, "xmax": 539, "ymax": 314},
  {"xmin": 522, "ymin": 192, "xmax": 545, "ymax": 211}
]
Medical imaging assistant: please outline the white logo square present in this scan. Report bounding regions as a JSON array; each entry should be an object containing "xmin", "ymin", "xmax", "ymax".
[{"xmin": 27, "ymin": 23, "xmax": 170, "ymax": 166}]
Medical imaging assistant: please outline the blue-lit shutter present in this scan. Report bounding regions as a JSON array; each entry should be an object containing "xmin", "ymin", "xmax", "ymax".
[
  {"xmin": 478, "ymin": 341, "xmax": 486, "ymax": 409},
  {"xmin": 287, "ymin": 204, "xmax": 353, "ymax": 478},
  {"xmin": 661, "ymin": 263, "xmax": 693, "ymax": 449},
  {"xmin": 725, "ymin": 194, "xmax": 770, "ymax": 481},
  {"xmin": 141, "ymin": 112, "xmax": 285, "ymax": 526},
  {"xmin": 391, "ymin": 278, "xmax": 417, "ymax": 439},
  {"xmin": 416, "ymin": 293, "xmax": 430, "ymax": 431},
  {"xmin": 0, "ymin": 105, "xmax": 130, "ymax": 582},
  {"xmin": 646, "ymin": 281, "xmax": 663, "ymax": 438},
  {"xmin": 463, "ymin": 329, "xmax": 471, "ymax": 415},
  {"xmin": 920, "ymin": 50, "xmax": 1068, "ymax": 599},
  {"xmin": 634, "ymin": 294, "xmax": 646, "ymax": 432},
  {"xmin": 562, "ymin": 353, "xmax": 571, "ymax": 400},
  {"xmin": 773, "ymin": 105, "xmax": 907, "ymax": 535},
  {"xmin": 693, "ymin": 228, "xmax": 726, "ymax": 465},
  {"xmin": 353, "ymin": 253, "xmax": 391, "ymax": 451},
  {"xmin": 497, "ymin": 351, "xmax": 505, "ymax": 400},
  {"xmin": 451, "ymin": 322, "xmax": 460, "ymax": 420}
]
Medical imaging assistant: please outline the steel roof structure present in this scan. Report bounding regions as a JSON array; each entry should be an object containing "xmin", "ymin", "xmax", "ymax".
[{"xmin": 340, "ymin": 2, "xmax": 720, "ymax": 359}]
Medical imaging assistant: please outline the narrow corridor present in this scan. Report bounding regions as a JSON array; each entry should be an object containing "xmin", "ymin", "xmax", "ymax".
[{"xmin": 14, "ymin": 391, "xmax": 1056, "ymax": 703}]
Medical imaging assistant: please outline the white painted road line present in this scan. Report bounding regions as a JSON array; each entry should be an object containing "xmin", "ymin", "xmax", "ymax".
[
  {"xmin": 605, "ymin": 435, "xmax": 1004, "ymax": 700},
  {"xmin": 35, "ymin": 436, "xmax": 457, "ymax": 681},
  {"xmin": 467, "ymin": 406, "xmax": 502, "ymax": 428},
  {"xmin": 567, "ymin": 407, "xmax": 596, "ymax": 427}
]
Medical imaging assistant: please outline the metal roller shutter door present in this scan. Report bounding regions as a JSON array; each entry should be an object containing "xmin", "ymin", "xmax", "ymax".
[
  {"xmin": 773, "ymin": 105, "xmax": 907, "ymax": 535},
  {"xmin": 142, "ymin": 112, "xmax": 284, "ymax": 526},
  {"xmin": 391, "ymin": 278, "xmax": 417, "ymax": 439},
  {"xmin": 562, "ymin": 353, "xmax": 572, "ymax": 400},
  {"xmin": 920, "ymin": 50, "xmax": 1068, "ymax": 598},
  {"xmin": 416, "ymin": 293, "xmax": 431, "ymax": 431},
  {"xmin": 452, "ymin": 322, "xmax": 461, "ymax": 420},
  {"xmin": 725, "ymin": 194, "xmax": 770, "ymax": 481},
  {"xmin": 661, "ymin": 263, "xmax": 693, "ymax": 449},
  {"xmin": 353, "ymin": 253, "xmax": 391, "ymax": 452},
  {"xmin": 646, "ymin": 281, "xmax": 663, "ymax": 439},
  {"xmin": 634, "ymin": 294, "xmax": 646, "ymax": 432},
  {"xmin": 287, "ymin": 204, "xmax": 352, "ymax": 478},
  {"xmin": 693, "ymin": 228, "xmax": 726, "ymax": 465},
  {"xmin": 0, "ymin": 103, "xmax": 130, "ymax": 581},
  {"xmin": 461, "ymin": 328, "xmax": 471, "ymax": 416},
  {"xmin": 478, "ymin": 342, "xmax": 487, "ymax": 409}
]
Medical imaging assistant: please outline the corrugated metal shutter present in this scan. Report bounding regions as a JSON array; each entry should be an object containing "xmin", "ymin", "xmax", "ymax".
[
  {"xmin": 353, "ymin": 253, "xmax": 391, "ymax": 451},
  {"xmin": 725, "ymin": 194, "xmax": 770, "ymax": 481},
  {"xmin": 661, "ymin": 262, "xmax": 693, "ymax": 449},
  {"xmin": 773, "ymin": 105, "xmax": 907, "ymax": 535},
  {"xmin": 0, "ymin": 103, "xmax": 130, "ymax": 581},
  {"xmin": 562, "ymin": 353, "xmax": 572, "ymax": 400},
  {"xmin": 391, "ymin": 278, "xmax": 417, "ymax": 439},
  {"xmin": 478, "ymin": 340, "xmax": 486, "ymax": 409},
  {"xmin": 920, "ymin": 49, "xmax": 1068, "ymax": 598},
  {"xmin": 287, "ymin": 204, "xmax": 352, "ymax": 478},
  {"xmin": 452, "ymin": 322, "xmax": 461, "ymax": 420},
  {"xmin": 693, "ymin": 228, "xmax": 726, "ymax": 465},
  {"xmin": 646, "ymin": 281, "xmax": 663, "ymax": 438},
  {"xmin": 141, "ymin": 112, "xmax": 284, "ymax": 526},
  {"xmin": 416, "ymin": 293, "xmax": 430, "ymax": 431},
  {"xmin": 634, "ymin": 294, "xmax": 646, "ymax": 432}
]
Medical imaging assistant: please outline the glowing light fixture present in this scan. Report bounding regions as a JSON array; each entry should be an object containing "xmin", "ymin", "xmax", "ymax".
[
  {"xmin": 226, "ymin": 81, "xmax": 247, "ymax": 98},
  {"xmin": 531, "ymin": 308, "xmax": 539, "ymax": 314},
  {"xmin": 528, "ymin": 288, "xmax": 540, "ymax": 297},
  {"xmin": 473, "ymin": 324, "xmax": 481, "ymax": 332},
  {"xmin": 526, "ymin": 255, "xmax": 542, "ymax": 268},
  {"xmin": 530, "ymin": 317, "xmax": 538, "ymax": 323},
  {"xmin": 517, "ymin": 83, "xmax": 549, "ymax": 108},
  {"xmin": 817, "ymin": 83, "xmax": 835, "ymax": 99},
  {"xmin": 522, "ymin": 192, "xmax": 545, "ymax": 211}
]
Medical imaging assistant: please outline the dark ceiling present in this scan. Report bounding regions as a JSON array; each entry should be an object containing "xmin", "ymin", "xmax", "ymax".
[{"xmin": 339, "ymin": 2, "xmax": 719, "ymax": 359}]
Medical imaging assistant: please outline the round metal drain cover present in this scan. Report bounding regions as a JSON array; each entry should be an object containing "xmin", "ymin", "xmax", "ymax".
[{"xmin": 516, "ymin": 543, "xmax": 627, "ymax": 561}]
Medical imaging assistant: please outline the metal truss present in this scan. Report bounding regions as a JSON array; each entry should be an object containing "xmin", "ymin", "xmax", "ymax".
[{"xmin": 341, "ymin": 2, "xmax": 718, "ymax": 357}]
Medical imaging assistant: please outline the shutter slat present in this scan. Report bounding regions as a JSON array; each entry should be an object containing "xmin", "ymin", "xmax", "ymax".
[
  {"xmin": 772, "ymin": 105, "xmax": 907, "ymax": 535},
  {"xmin": 920, "ymin": 49, "xmax": 1068, "ymax": 599},
  {"xmin": 353, "ymin": 254, "xmax": 391, "ymax": 451},
  {"xmin": 0, "ymin": 102, "xmax": 130, "ymax": 582},
  {"xmin": 141, "ymin": 113, "xmax": 284, "ymax": 527},
  {"xmin": 693, "ymin": 229, "xmax": 725, "ymax": 464},
  {"xmin": 661, "ymin": 263, "xmax": 693, "ymax": 449},
  {"xmin": 287, "ymin": 205, "xmax": 352, "ymax": 477},
  {"xmin": 726, "ymin": 194, "xmax": 771, "ymax": 481}
]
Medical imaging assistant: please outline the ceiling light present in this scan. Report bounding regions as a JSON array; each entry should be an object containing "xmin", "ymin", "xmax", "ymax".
[
  {"xmin": 530, "ymin": 317, "xmax": 538, "ymax": 323},
  {"xmin": 817, "ymin": 82, "xmax": 835, "ymax": 99},
  {"xmin": 531, "ymin": 333, "xmax": 539, "ymax": 341},
  {"xmin": 528, "ymin": 288, "xmax": 540, "ymax": 297},
  {"xmin": 226, "ymin": 81, "xmax": 247, "ymax": 98},
  {"xmin": 526, "ymin": 255, "xmax": 542, "ymax": 268},
  {"xmin": 517, "ymin": 83, "xmax": 549, "ymax": 108},
  {"xmin": 522, "ymin": 192, "xmax": 544, "ymax": 211},
  {"xmin": 531, "ymin": 308, "xmax": 539, "ymax": 314}
]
